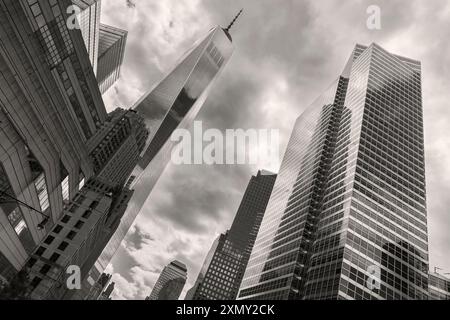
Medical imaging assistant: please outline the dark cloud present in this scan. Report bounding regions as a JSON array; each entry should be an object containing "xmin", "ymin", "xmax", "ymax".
[
  {"xmin": 143, "ymin": 164, "xmax": 254, "ymax": 233},
  {"xmin": 125, "ymin": 225, "xmax": 154, "ymax": 250},
  {"xmin": 101, "ymin": 0, "xmax": 450, "ymax": 299}
]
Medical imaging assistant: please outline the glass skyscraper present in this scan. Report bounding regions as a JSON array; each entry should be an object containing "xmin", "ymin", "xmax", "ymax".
[
  {"xmin": 94, "ymin": 25, "xmax": 235, "ymax": 276},
  {"xmin": 97, "ymin": 24, "xmax": 127, "ymax": 94},
  {"xmin": 0, "ymin": 0, "xmax": 108, "ymax": 285},
  {"xmin": 187, "ymin": 170, "xmax": 276, "ymax": 300},
  {"xmin": 74, "ymin": 0, "xmax": 102, "ymax": 75},
  {"xmin": 146, "ymin": 260, "xmax": 187, "ymax": 300},
  {"xmin": 238, "ymin": 43, "xmax": 429, "ymax": 300},
  {"xmin": 428, "ymin": 272, "xmax": 450, "ymax": 300}
]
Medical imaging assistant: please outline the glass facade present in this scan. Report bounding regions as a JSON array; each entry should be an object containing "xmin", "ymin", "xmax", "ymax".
[
  {"xmin": 238, "ymin": 43, "xmax": 429, "ymax": 300},
  {"xmin": 187, "ymin": 171, "xmax": 276, "ymax": 300},
  {"xmin": 428, "ymin": 273, "xmax": 450, "ymax": 300},
  {"xmin": 74, "ymin": 0, "xmax": 101, "ymax": 74},
  {"xmin": 97, "ymin": 24, "xmax": 127, "ymax": 94},
  {"xmin": 146, "ymin": 260, "xmax": 187, "ymax": 300},
  {"xmin": 94, "ymin": 26, "xmax": 234, "ymax": 275}
]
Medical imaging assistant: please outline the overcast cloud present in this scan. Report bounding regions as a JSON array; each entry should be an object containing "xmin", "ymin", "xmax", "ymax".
[{"xmin": 99, "ymin": 0, "xmax": 450, "ymax": 300}]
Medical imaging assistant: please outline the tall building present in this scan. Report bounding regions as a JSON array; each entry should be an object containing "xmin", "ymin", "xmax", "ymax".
[
  {"xmin": 24, "ymin": 179, "xmax": 124, "ymax": 299},
  {"xmin": 73, "ymin": 0, "xmax": 102, "ymax": 74},
  {"xmin": 82, "ymin": 272, "xmax": 112, "ymax": 300},
  {"xmin": 238, "ymin": 43, "xmax": 429, "ymax": 300},
  {"xmin": 94, "ymin": 15, "xmax": 240, "ymax": 278},
  {"xmin": 87, "ymin": 108, "xmax": 148, "ymax": 188},
  {"xmin": 187, "ymin": 170, "xmax": 276, "ymax": 300},
  {"xmin": 97, "ymin": 24, "xmax": 127, "ymax": 94},
  {"xmin": 0, "ymin": 0, "xmax": 108, "ymax": 285},
  {"xmin": 146, "ymin": 260, "xmax": 187, "ymax": 300},
  {"xmin": 74, "ymin": 1, "xmax": 127, "ymax": 94},
  {"xmin": 185, "ymin": 235, "xmax": 221, "ymax": 300},
  {"xmin": 99, "ymin": 280, "xmax": 115, "ymax": 300},
  {"xmin": 428, "ymin": 272, "xmax": 450, "ymax": 300}
]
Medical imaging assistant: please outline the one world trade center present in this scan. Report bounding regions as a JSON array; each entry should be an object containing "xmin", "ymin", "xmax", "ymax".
[{"xmin": 93, "ymin": 13, "xmax": 241, "ymax": 278}]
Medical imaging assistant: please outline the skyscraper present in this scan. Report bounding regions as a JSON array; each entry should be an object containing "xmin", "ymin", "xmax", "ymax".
[
  {"xmin": 238, "ymin": 43, "xmax": 429, "ymax": 300},
  {"xmin": 94, "ymin": 15, "xmax": 240, "ymax": 277},
  {"xmin": 99, "ymin": 280, "xmax": 115, "ymax": 300},
  {"xmin": 97, "ymin": 24, "xmax": 127, "ymax": 94},
  {"xmin": 0, "ymin": 0, "xmax": 108, "ymax": 285},
  {"xmin": 73, "ymin": 0, "xmax": 102, "ymax": 74},
  {"xmin": 428, "ymin": 272, "xmax": 450, "ymax": 300},
  {"xmin": 25, "ymin": 179, "xmax": 127, "ymax": 300},
  {"xmin": 187, "ymin": 170, "xmax": 276, "ymax": 300},
  {"xmin": 146, "ymin": 260, "xmax": 187, "ymax": 300}
]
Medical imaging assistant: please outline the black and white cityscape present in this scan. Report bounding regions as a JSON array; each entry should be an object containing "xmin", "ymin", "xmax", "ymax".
[{"xmin": 0, "ymin": 0, "xmax": 449, "ymax": 303}]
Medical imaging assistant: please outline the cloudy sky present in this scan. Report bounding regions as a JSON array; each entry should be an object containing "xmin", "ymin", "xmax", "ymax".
[{"xmin": 99, "ymin": 0, "xmax": 450, "ymax": 299}]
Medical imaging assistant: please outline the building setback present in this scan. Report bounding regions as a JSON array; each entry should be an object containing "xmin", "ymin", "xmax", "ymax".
[
  {"xmin": 146, "ymin": 260, "xmax": 187, "ymax": 300},
  {"xmin": 238, "ymin": 43, "xmax": 429, "ymax": 300},
  {"xmin": 187, "ymin": 170, "xmax": 276, "ymax": 300},
  {"xmin": 73, "ymin": 0, "xmax": 102, "ymax": 75},
  {"xmin": 96, "ymin": 24, "xmax": 127, "ymax": 94}
]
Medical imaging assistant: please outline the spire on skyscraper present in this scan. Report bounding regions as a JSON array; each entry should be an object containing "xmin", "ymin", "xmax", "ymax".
[
  {"xmin": 225, "ymin": 9, "xmax": 243, "ymax": 33},
  {"xmin": 223, "ymin": 9, "xmax": 243, "ymax": 41}
]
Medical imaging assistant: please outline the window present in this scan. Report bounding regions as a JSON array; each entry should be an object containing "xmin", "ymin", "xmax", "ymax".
[
  {"xmin": 30, "ymin": 277, "xmax": 42, "ymax": 289},
  {"xmin": 79, "ymin": 173, "xmax": 85, "ymax": 190},
  {"xmin": 53, "ymin": 225, "xmax": 63, "ymax": 234},
  {"xmin": 49, "ymin": 253, "xmax": 60, "ymax": 263},
  {"xmin": 69, "ymin": 204, "xmax": 79, "ymax": 213},
  {"xmin": 34, "ymin": 173, "xmax": 49, "ymax": 212},
  {"xmin": 27, "ymin": 258, "xmax": 37, "ymax": 268},
  {"xmin": 40, "ymin": 264, "xmax": 51, "ymax": 275},
  {"xmin": 66, "ymin": 231, "xmax": 77, "ymax": 240},
  {"xmin": 61, "ymin": 215, "xmax": 71, "ymax": 223},
  {"xmin": 35, "ymin": 246, "xmax": 45, "ymax": 256},
  {"xmin": 61, "ymin": 175, "xmax": 69, "ymax": 201},
  {"xmin": 43, "ymin": 235, "xmax": 55, "ymax": 245},
  {"xmin": 58, "ymin": 241, "xmax": 69, "ymax": 251},
  {"xmin": 6, "ymin": 207, "xmax": 35, "ymax": 254},
  {"xmin": 74, "ymin": 221, "xmax": 84, "ymax": 230},
  {"xmin": 89, "ymin": 201, "xmax": 99, "ymax": 210},
  {"xmin": 82, "ymin": 210, "xmax": 92, "ymax": 219}
]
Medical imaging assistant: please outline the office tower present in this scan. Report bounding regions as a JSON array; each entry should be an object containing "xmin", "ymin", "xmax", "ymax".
[
  {"xmin": 99, "ymin": 281, "xmax": 115, "ymax": 300},
  {"xmin": 146, "ymin": 260, "xmax": 187, "ymax": 300},
  {"xmin": 88, "ymin": 108, "xmax": 148, "ymax": 188},
  {"xmin": 428, "ymin": 272, "xmax": 450, "ymax": 300},
  {"xmin": 73, "ymin": 0, "xmax": 102, "ymax": 74},
  {"xmin": 94, "ymin": 14, "xmax": 240, "ymax": 277},
  {"xmin": 187, "ymin": 170, "xmax": 276, "ymax": 300},
  {"xmin": 24, "ymin": 179, "xmax": 126, "ymax": 299},
  {"xmin": 80, "ymin": 272, "xmax": 112, "ymax": 300},
  {"xmin": 97, "ymin": 24, "xmax": 127, "ymax": 94},
  {"xmin": 0, "ymin": 0, "xmax": 108, "ymax": 285},
  {"xmin": 239, "ymin": 43, "xmax": 429, "ymax": 300}
]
